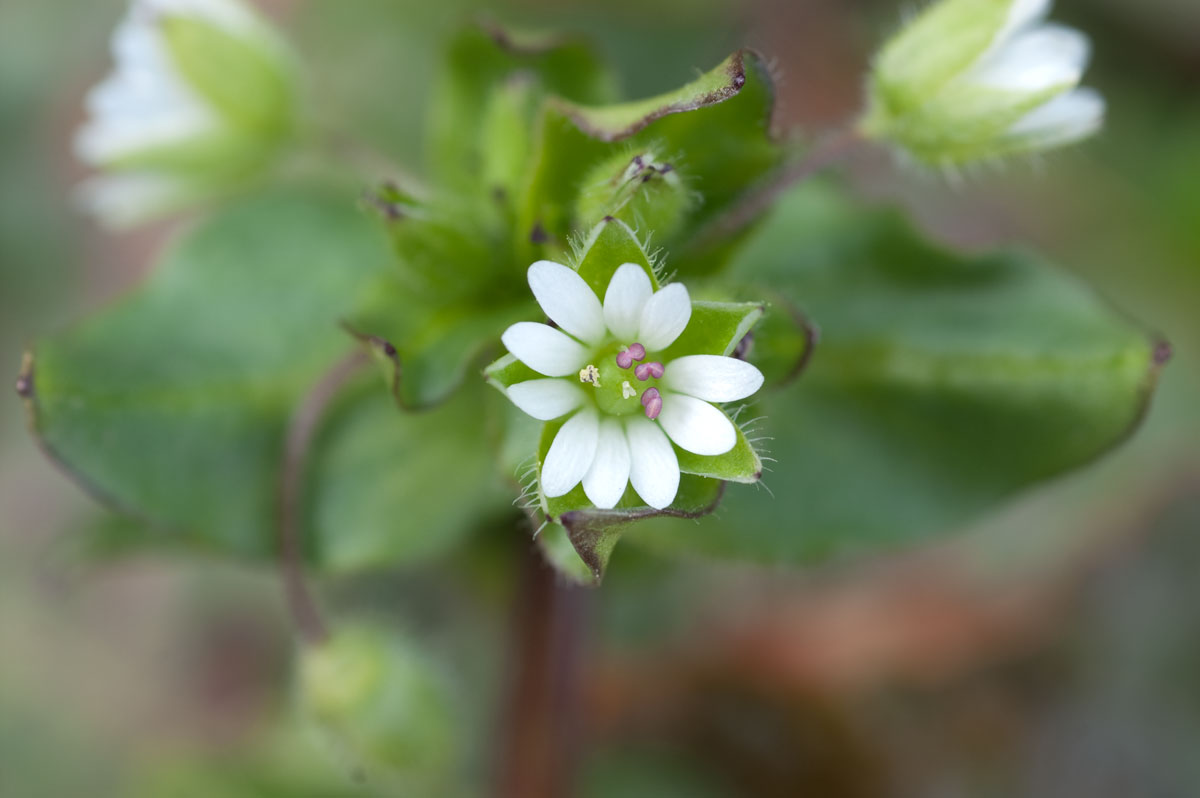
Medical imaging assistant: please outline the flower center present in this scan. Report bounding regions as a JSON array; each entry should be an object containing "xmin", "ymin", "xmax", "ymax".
[{"xmin": 588, "ymin": 342, "xmax": 664, "ymax": 417}]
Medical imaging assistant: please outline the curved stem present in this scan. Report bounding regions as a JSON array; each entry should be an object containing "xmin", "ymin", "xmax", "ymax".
[{"xmin": 277, "ymin": 349, "xmax": 368, "ymax": 646}]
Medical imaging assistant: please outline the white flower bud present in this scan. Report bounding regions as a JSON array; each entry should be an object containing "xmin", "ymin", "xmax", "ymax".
[
  {"xmin": 863, "ymin": 0, "xmax": 1105, "ymax": 166},
  {"xmin": 74, "ymin": 0, "xmax": 297, "ymax": 226}
]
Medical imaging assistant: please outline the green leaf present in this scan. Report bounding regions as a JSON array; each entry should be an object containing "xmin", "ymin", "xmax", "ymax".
[
  {"xmin": 518, "ymin": 49, "xmax": 780, "ymax": 269},
  {"xmin": 345, "ymin": 299, "xmax": 533, "ymax": 411},
  {"xmin": 20, "ymin": 189, "xmax": 395, "ymax": 558},
  {"xmin": 634, "ymin": 182, "xmax": 1167, "ymax": 564},
  {"xmin": 349, "ymin": 193, "xmax": 539, "ymax": 409},
  {"xmin": 307, "ymin": 383, "xmax": 513, "ymax": 571},
  {"xmin": 428, "ymin": 23, "xmax": 617, "ymax": 193}
]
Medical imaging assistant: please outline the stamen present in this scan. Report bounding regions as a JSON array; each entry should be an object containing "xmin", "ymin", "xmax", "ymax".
[
  {"xmin": 634, "ymin": 361, "xmax": 664, "ymax": 381},
  {"xmin": 640, "ymin": 387, "xmax": 662, "ymax": 420},
  {"xmin": 615, "ymin": 342, "xmax": 647, "ymax": 370},
  {"xmin": 579, "ymin": 364, "xmax": 601, "ymax": 387},
  {"xmin": 621, "ymin": 380, "xmax": 636, "ymax": 399}
]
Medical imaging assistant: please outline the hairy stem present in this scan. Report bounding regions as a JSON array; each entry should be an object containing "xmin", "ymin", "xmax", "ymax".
[
  {"xmin": 495, "ymin": 534, "xmax": 590, "ymax": 798},
  {"xmin": 277, "ymin": 349, "xmax": 368, "ymax": 645}
]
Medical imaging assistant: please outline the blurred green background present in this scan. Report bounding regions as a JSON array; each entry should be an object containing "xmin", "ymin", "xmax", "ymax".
[{"xmin": 2, "ymin": 0, "xmax": 1198, "ymax": 795}]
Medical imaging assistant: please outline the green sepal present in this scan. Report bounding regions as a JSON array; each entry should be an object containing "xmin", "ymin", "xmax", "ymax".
[
  {"xmin": 658, "ymin": 300, "xmax": 763, "ymax": 361},
  {"xmin": 483, "ymin": 352, "xmax": 540, "ymax": 394},
  {"xmin": 870, "ymin": 0, "xmax": 1010, "ymax": 118},
  {"xmin": 676, "ymin": 419, "xmax": 762, "ymax": 484},
  {"xmin": 536, "ymin": 521, "xmax": 599, "ymax": 585},
  {"xmin": 161, "ymin": 15, "xmax": 294, "ymax": 137},
  {"xmin": 572, "ymin": 216, "xmax": 660, "ymax": 297}
]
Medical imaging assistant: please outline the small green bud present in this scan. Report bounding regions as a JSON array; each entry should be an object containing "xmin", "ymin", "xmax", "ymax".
[
  {"xmin": 863, "ymin": 0, "xmax": 1105, "ymax": 166},
  {"xmin": 575, "ymin": 148, "xmax": 693, "ymax": 241},
  {"xmin": 298, "ymin": 626, "xmax": 456, "ymax": 785},
  {"xmin": 74, "ymin": 0, "xmax": 299, "ymax": 226}
]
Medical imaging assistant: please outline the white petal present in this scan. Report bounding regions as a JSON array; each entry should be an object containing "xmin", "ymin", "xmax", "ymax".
[
  {"xmin": 506, "ymin": 379, "xmax": 584, "ymax": 421},
  {"xmin": 664, "ymin": 355, "xmax": 764, "ymax": 403},
  {"xmin": 1008, "ymin": 87, "xmax": 1104, "ymax": 147},
  {"xmin": 542, "ymin": 408, "xmax": 600, "ymax": 498},
  {"xmin": 657, "ymin": 393, "xmax": 737, "ymax": 456},
  {"xmin": 997, "ymin": 0, "xmax": 1052, "ymax": 43},
  {"xmin": 501, "ymin": 322, "xmax": 589, "ymax": 377},
  {"xmin": 971, "ymin": 25, "xmax": 1090, "ymax": 93},
  {"xmin": 625, "ymin": 416, "xmax": 680, "ymax": 510},
  {"xmin": 603, "ymin": 263, "xmax": 653, "ymax": 341},
  {"xmin": 73, "ymin": 173, "xmax": 188, "ymax": 229},
  {"xmin": 582, "ymin": 418, "xmax": 631, "ymax": 510},
  {"xmin": 638, "ymin": 283, "xmax": 691, "ymax": 352},
  {"xmin": 527, "ymin": 261, "xmax": 607, "ymax": 345}
]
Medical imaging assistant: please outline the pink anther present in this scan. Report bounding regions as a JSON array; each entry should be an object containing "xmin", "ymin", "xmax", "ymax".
[
  {"xmin": 634, "ymin": 361, "xmax": 664, "ymax": 381},
  {"xmin": 627, "ymin": 343, "xmax": 646, "ymax": 361},
  {"xmin": 640, "ymin": 388, "xmax": 662, "ymax": 420}
]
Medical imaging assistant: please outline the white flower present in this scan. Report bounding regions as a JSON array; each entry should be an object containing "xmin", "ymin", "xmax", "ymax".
[
  {"xmin": 74, "ymin": 0, "xmax": 293, "ymax": 226},
  {"xmin": 865, "ymin": 0, "xmax": 1104, "ymax": 165},
  {"xmin": 965, "ymin": 2, "xmax": 1102, "ymax": 149},
  {"xmin": 499, "ymin": 261, "xmax": 764, "ymax": 511}
]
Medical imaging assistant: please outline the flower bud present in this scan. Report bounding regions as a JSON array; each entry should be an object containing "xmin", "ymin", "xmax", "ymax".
[
  {"xmin": 74, "ymin": 0, "xmax": 298, "ymax": 226},
  {"xmin": 862, "ymin": 0, "xmax": 1104, "ymax": 166},
  {"xmin": 297, "ymin": 626, "xmax": 456, "ymax": 785},
  {"xmin": 575, "ymin": 149, "xmax": 693, "ymax": 241}
]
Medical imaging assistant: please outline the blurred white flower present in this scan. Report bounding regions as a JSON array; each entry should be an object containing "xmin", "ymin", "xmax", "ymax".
[
  {"xmin": 864, "ymin": 0, "xmax": 1105, "ymax": 166},
  {"xmin": 74, "ymin": 0, "xmax": 295, "ymax": 226},
  {"xmin": 498, "ymin": 262, "xmax": 763, "ymax": 510}
]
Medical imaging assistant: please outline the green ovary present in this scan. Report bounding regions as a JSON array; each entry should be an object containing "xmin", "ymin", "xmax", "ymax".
[{"xmin": 589, "ymin": 344, "xmax": 660, "ymax": 416}]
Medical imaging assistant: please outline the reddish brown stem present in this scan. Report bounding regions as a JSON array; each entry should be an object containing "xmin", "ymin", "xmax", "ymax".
[
  {"xmin": 495, "ymin": 536, "xmax": 590, "ymax": 798},
  {"xmin": 690, "ymin": 125, "xmax": 864, "ymax": 248},
  {"xmin": 277, "ymin": 349, "xmax": 368, "ymax": 645}
]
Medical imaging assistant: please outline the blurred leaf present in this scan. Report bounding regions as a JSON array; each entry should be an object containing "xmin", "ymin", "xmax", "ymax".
[
  {"xmin": 299, "ymin": 624, "xmax": 458, "ymax": 788},
  {"xmin": 428, "ymin": 22, "xmax": 618, "ymax": 193},
  {"xmin": 518, "ymin": 49, "xmax": 779, "ymax": 269},
  {"xmin": 308, "ymin": 383, "xmax": 512, "ymax": 571},
  {"xmin": 22, "ymin": 188, "xmax": 394, "ymax": 558},
  {"xmin": 350, "ymin": 187, "xmax": 539, "ymax": 409},
  {"xmin": 635, "ymin": 182, "xmax": 1167, "ymax": 563}
]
